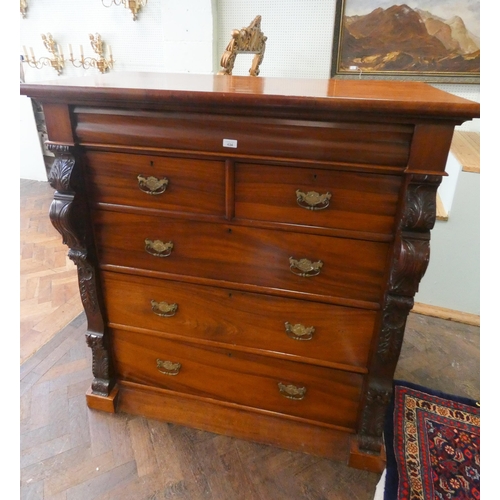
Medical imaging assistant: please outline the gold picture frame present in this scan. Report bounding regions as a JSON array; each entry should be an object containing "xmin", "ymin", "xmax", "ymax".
[{"xmin": 331, "ymin": 0, "xmax": 479, "ymax": 83}]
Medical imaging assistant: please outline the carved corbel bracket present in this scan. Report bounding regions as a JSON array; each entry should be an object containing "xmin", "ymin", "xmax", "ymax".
[
  {"xmin": 47, "ymin": 143, "xmax": 112, "ymax": 396},
  {"xmin": 389, "ymin": 234, "xmax": 430, "ymax": 297},
  {"xmin": 218, "ymin": 15, "xmax": 267, "ymax": 76},
  {"xmin": 358, "ymin": 173, "xmax": 442, "ymax": 454}
]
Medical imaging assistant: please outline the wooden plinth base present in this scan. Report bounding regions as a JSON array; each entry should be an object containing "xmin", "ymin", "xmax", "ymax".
[
  {"xmin": 86, "ymin": 385, "xmax": 119, "ymax": 413},
  {"xmin": 348, "ymin": 437, "xmax": 386, "ymax": 473},
  {"xmin": 85, "ymin": 382, "xmax": 385, "ymax": 473}
]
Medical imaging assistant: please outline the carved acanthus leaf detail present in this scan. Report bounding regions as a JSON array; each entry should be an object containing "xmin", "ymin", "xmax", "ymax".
[
  {"xmin": 85, "ymin": 332, "xmax": 111, "ymax": 396},
  {"xmin": 47, "ymin": 148, "xmax": 75, "ymax": 192},
  {"xmin": 218, "ymin": 15, "xmax": 267, "ymax": 76},
  {"xmin": 377, "ymin": 295, "xmax": 414, "ymax": 362},
  {"xmin": 402, "ymin": 175, "xmax": 442, "ymax": 231},
  {"xmin": 69, "ymin": 249, "xmax": 98, "ymax": 313}
]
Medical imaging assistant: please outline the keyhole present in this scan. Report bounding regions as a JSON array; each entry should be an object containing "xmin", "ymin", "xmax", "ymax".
[
  {"xmin": 227, "ymin": 228, "xmax": 232, "ymax": 234},
  {"xmin": 150, "ymin": 160, "xmax": 154, "ymax": 167}
]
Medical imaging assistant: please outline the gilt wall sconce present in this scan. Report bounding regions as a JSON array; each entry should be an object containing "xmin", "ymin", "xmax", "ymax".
[
  {"xmin": 20, "ymin": 0, "xmax": 28, "ymax": 18},
  {"xmin": 69, "ymin": 33, "xmax": 114, "ymax": 74},
  {"xmin": 102, "ymin": 0, "xmax": 147, "ymax": 21},
  {"xmin": 218, "ymin": 15, "xmax": 267, "ymax": 76},
  {"xmin": 22, "ymin": 33, "xmax": 65, "ymax": 75}
]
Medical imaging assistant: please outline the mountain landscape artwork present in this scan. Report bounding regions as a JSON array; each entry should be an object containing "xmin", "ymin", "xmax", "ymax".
[{"xmin": 332, "ymin": 0, "xmax": 479, "ymax": 81}]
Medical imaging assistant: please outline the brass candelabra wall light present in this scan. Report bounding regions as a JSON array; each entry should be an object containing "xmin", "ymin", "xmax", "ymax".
[
  {"xmin": 20, "ymin": 0, "xmax": 28, "ymax": 18},
  {"xmin": 101, "ymin": 0, "xmax": 147, "ymax": 20},
  {"xmin": 69, "ymin": 33, "xmax": 114, "ymax": 74},
  {"xmin": 22, "ymin": 34, "xmax": 65, "ymax": 75}
]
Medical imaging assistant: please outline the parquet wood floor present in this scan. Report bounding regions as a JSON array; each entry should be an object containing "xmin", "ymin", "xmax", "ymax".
[
  {"xmin": 20, "ymin": 178, "xmax": 480, "ymax": 500},
  {"xmin": 20, "ymin": 179, "xmax": 83, "ymax": 364}
]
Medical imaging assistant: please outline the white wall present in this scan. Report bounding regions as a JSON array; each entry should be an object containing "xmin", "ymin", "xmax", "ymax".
[
  {"xmin": 415, "ymin": 168, "xmax": 480, "ymax": 315},
  {"xmin": 19, "ymin": 0, "xmax": 480, "ymax": 315}
]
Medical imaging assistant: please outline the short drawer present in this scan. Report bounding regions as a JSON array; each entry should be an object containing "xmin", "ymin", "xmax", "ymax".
[
  {"xmin": 101, "ymin": 271, "xmax": 376, "ymax": 369},
  {"xmin": 83, "ymin": 151, "xmax": 226, "ymax": 216},
  {"xmin": 110, "ymin": 328, "xmax": 364, "ymax": 429},
  {"xmin": 92, "ymin": 210, "xmax": 390, "ymax": 304},
  {"xmin": 235, "ymin": 163, "xmax": 401, "ymax": 235}
]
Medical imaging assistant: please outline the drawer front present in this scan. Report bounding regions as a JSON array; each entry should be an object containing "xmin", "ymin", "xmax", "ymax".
[
  {"xmin": 75, "ymin": 108, "xmax": 412, "ymax": 166},
  {"xmin": 111, "ymin": 328, "xmax": 363, "ymax": 429},
  {"xmin": 101, "ymin": 271, "xmax": 376, "ymax": 369},
  {"xmin": 84, "ymin": 151, "xmax": 226, "ymax": 216},
  {"xmin": 92, "ymin": 210, "xmax": 389, "ymax": 303},
  {"xmin": 235, "ymin": 163, "xmax": 401, "ymax": 235}
]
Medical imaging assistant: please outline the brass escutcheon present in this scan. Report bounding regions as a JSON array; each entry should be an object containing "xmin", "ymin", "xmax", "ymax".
[
  {"xmin": 156, "ymin": 359, "xmax": 181, "ymax": 376},
  {"xmin": 296, "ymin": 189, "xmax": 332, "ymax": 210},
  {"xmin": 151, "ymin": 300, "xmax": 178, "ymax": 317},
  {"xmin": 289, "ymin": 257, "xmax": 323, "ymax": 277},
  {"xmin": 284, "ymin": 322, "xmax": 315, "ymax": 341},
  {"xmin": 137, "ymin": 174, "xmax": 169, "ymax": 195},
  {"xmin": 278, "ymin": 382, "xmax": 306, "ymax": 401},
  {"xmin": 145, "ymin": 239, "xmax": 174, "ymax": 257}
]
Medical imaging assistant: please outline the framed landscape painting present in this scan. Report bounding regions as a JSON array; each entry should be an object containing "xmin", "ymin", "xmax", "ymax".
[{"xmin": 331, "ymin": 0, "xmax": 480, "ymax": 82}]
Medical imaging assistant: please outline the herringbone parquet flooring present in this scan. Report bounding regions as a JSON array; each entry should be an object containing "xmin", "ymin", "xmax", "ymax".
[
  {"xmin": 20, "ymin": 178, "xmax": 480, "ymax": 500},
  {"xmin": 20, "ymin": 179, "xmax": 83, "ymax": 364}
]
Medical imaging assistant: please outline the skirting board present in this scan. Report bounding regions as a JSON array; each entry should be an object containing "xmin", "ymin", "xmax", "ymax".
[{"xmin": 412, "ymin": 302, "xmax": 479, "ymax": 326}]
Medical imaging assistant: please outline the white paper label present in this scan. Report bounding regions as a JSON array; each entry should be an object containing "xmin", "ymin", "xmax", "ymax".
[{"xmin": 223, "ymin": 138, "xmax": 238, "ymax": 148}]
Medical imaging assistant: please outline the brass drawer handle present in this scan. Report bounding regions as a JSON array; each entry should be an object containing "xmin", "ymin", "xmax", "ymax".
[
  {"xmin": 278, "ymin": 382, "xmax": 306, "ymax": 401},
  {"xmin": 284, "ymin": 322, "xmax": 315, "ymax": 341},
  {"xmin": 145, "ymin": 239, "xmax": 174, "ymax": 257},
  {"xmin": 156, "ymin": 359, "xmax": 181, "ymax": 376},
  {"xmin": 289, "ymin": 257, "xmax": 323, "ymax": 277},
  {"xmin": 151, "ymin": 300, "xmax": 178, "ymax": 317},
  {"xmin": 296, "ymin": 189, "xmax": 331, "ymax": 210},
  {"xmin": 137, "ymin": 174, "xmax": 169, "ymax": 195}
]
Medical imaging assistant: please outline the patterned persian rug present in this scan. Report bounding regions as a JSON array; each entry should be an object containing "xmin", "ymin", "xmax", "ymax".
[{"xmin": 383, "ymin": 381, "xmax": 480, "ymax": 500}]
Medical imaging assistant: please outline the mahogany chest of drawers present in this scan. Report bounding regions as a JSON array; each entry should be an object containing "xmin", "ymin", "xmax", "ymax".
[{"xmin": 20, "ymin": 73, "xmax": 479, "ymax": 471}]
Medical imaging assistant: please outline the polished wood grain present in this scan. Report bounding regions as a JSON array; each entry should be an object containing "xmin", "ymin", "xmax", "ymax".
[
  {"xmin": 101, "ymin": 271, "xmax": 376, "ymax": 371},
  {"xmin": 20, "ymin": 72, "xmax": 480, "ymax": 123},
  {"xmin": 20, "ymin": 72, "xmax": 479, "ymax": 473},
  {"xmin": 91, "ymin": 210, "xmax": 390, "ymax": 304},
  {"xmin": 20, "ymin": 311, "xmax": 479, "ymax": 500},
  {"xmin": 112, "ymin": 328, "xmax": 363, "ymax": 429},
  {"xmin": 84, "ymin": 151, "xmax": 226, "ymax": 216},
  {"xmin": 75, "ymin": 109, "xmax": 413, "ymax": 166},
  {"xmin": 235, "ymin": 162, "xmax": 402, "ymax": 234}
]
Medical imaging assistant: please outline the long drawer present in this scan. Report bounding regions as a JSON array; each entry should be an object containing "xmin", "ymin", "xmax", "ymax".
[
  {"xmin": 235, "ymin": 163, "xmax": 401, "ymax": 235},
  {"xmin": 101, "ymin": 271, "xmax": 376, "ymax": 369},
  {"xmin": 92, "ymin": 210, "xmax": 390, "ymax": 303},
  {"xmin": 110, "ymin": 327, "xmax": 364, "ymax": 429},
  {"xmin": 84, "ymin": 151, "xmax": 226, "ymax": 216},
  {"xmin": 75, "ymin": 108, "xmax": 413, "ymax": 166}
]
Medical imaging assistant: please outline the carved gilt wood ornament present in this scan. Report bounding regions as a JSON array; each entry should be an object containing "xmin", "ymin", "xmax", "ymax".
[
  {"xmin": 358, "ymin": 173, "xmax": 443, "ymax": 454},
  {"xmin": 47, "ymin": 143, "xmax": 113, "ymax": 397},
  {"xmin": 218, "ymin": 15, "xmax": 267, "ymax": 76}
]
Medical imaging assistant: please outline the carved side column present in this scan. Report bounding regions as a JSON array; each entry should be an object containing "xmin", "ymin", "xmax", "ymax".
[
  {"xmin": 47, "ymin": 143, "xmax": 113, "ymax": 397},
  {"xmin": 358, "ymin": 174, "xmax": 442, "ymax": 453}
]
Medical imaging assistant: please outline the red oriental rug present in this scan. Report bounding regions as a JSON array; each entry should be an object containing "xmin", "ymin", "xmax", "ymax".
[{"xmin": 383, "ymin": 381, "xmax": 480, "ymax": 500}]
